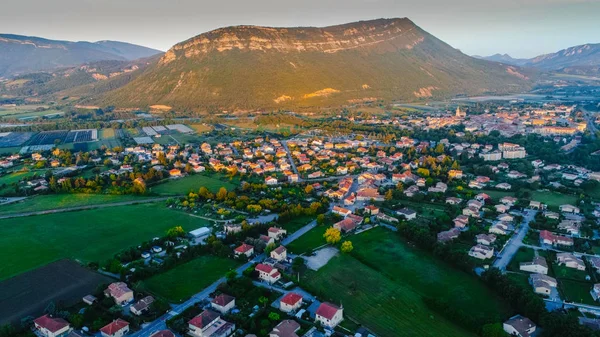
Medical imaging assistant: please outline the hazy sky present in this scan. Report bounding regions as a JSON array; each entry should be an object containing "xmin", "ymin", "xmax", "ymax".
[{"xmin": 1, "ymin": 0, "xmax": 599, "ymax": 58}]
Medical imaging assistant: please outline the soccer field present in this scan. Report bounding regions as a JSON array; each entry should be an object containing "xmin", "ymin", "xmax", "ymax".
[{"xmin": 0, "ymin": 203, "xmax": 209, "ymax": 280}]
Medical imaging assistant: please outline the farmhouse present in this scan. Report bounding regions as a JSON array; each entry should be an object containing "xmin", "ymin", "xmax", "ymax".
[
  {"xmin": 280, "ymin": 292, "xmax": 303, "ymax": 313},
  {"xmin": 104, "ymin": 282, "xmax": 134, "ymax": 305},
  {"xmin": 34, "ymin": 315, "xmax": 71, "ymax": 337},
  {"xmin": 188, "ymin": 310, "xmax": 235, "ymax": 337},
  {"xmin": 503, "ymin": 315, "xmax": 536, "ymax": 337},
  {"xmin": 256, "ymin": 264, "xmax": 281, "ymax": 283},
  {"xmin": 520, "ymin": 256, "xmax": 548, "ymax": 275},
  {"xmin": 100, "ymin": 319, "xmax": 130, "ymax": 337},
  {"xmin": 315, "ymin": 302, "xmax": 344, "ymax": 329},
  {"xmin": 211, "ymin": 294, "xmax": 236, "ymax": 314}
]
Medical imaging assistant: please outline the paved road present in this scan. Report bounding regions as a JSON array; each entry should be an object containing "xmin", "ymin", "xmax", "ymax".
[
  {"xmin": 581, "ymin": 106, "xmax": 598, "ymax": 139},
  {"xmin": 492, "ymin": 209, "xmax": 537, "ymax": 271},
  {"xmin": 131, "ymin": 220, "xmax": 318, "ymax": 337},
  {"xmin": 281, "ymin": 140, "xmax": 299, "ymax": 176},
  {"xmin": 0, "ymin": 197, "xmax": 172, "ymax": 220}
]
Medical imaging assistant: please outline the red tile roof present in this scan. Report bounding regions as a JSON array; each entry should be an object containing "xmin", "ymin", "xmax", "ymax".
[
  {"xmin": 212, "ymin": 294, "xmax": 235, "ymax": 306},
  {"xmin": 273, "ymin": 245, "xmax": 286, "ymax": 255},
  {"xmin": 281, "ymin": 292, "xmax": 303, "ymax": 306},
  {"xmin": 255, "ymin": 263, "xmax": 275, "ymax": 273},
  {"xmin": 149, "ymin": 330, "xmax": 176, "ymax": 337},
  {"xmin": 235, "ymin": 243, "xmax": 253, "ymax": 253},
  {"xmin": 189, "ymin": 310, "xmax": 219, "ymax": 329},
  {"xmin": 316, "ymin": 302, "xmax": 340, "ymax": 320},
  {"xmin": 34, "ymin": 315, "xmax": 69, "ymax": 333},
  {"xmin": 100, "ymin": 319, "xmax": 129, "ymax": 336}
]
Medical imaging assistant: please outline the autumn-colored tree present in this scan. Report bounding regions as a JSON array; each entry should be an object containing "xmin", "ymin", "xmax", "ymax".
[
  {"xmin": 316, "ymin": 214, "xmax": 326, "ymax": 226},
  {"xmin": 341, "ymin": 241, "xmax": 353, "ymax": 253},
  {"xmin": 385, "ymin": 189, "xmax": 393, "ymax": 201},
  {"xmin": 323, "ymin": 227, "xmax": 341, "ymax": 244},
  {"xmin": 216, "ymin": 187, "xmax": 228, "ymax": 201},
  {"xmin": 396, "ymin": 182, "xmax": 404, "ymax": 192},
  {"xmin": 305, "ymin": 185, "xmax": 314, "ymax": 194}
]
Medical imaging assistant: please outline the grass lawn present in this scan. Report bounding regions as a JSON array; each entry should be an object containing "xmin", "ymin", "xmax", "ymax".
[
  {"xmin": 279, "ymin": 215, "xmax": 313, "ymax": 233},
  {"xmin": 0, "ymin": 194, "xmax": 155, "ymax": 216},
  {"xmin": 0, "ymin": 170, "xmax": 39, "ymax": 185},
  {"xmin": 302, "ymin": 254, "xmax": 476, "ymax": 337},
  {"xmin": 531, "ymin": 191, "xmax": 578, "ymax": 208},
  {"xmin": 141, "ymin": 256, "xmax": 239, "ymax": 302},
  {"xmin": 349, "ymin": 228, "xmax": 510, "ymax": 320},
  {"xmin": 506, "ymin": 272, "xmax": 531, "ymax": 289},
  {"xmin": 99, "ymin": 128, "xmax": 116, "ymax": 139},
  {"xmin": 0, "ymin": 203, "xmax": 209, "ymax": 280},
  {"xmin": 559, "ymin": 279, "xmax": 595, "ymax": 305},
  {"xmin": 151, "ymin": 174, "xmax": 237, "ymax": 195},
  {"xmin": 481, "ymin": 189, "xmax": 515, "ymax": 200},
  {"xmin": 507, "ymin": 247, "xmax": 536, "ymax": 272},
  {"xmin": 552, "ymin": 264, "xmax": 589, "ymax": 281},
  {"xmin": 286, "ymin": 225, "xmax": 328, "ymax": 254}
]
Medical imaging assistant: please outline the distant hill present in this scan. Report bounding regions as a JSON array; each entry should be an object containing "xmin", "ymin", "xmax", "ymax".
[
  {"xmin": 0, "ymin": 34, "xmax": 162, "ymax": 78},
  {"xmin": 89, "ymin": 18, "xmax": 532, "ymax": 111},
  {"xmin": 475, "ymin": 44, "xmax": 600, "ymax": 74}
]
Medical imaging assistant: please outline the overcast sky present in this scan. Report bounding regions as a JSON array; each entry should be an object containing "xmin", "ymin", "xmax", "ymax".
[{"xmin": 1, "ymin": 0, "xmax": 599, "ymax": 58}]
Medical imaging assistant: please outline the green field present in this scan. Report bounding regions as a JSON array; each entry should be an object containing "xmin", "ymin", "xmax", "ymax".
[
  {"xmin": 151, "ymin": 174, "xmax": 237, "ymax": 195},
  {"xmin": 507, "ymin": 247, "xmax": 535, "ymax": 272},
  {"xmin": 530, "ymin": 191, "xmax": 578, "ymax": 208},
  {"xmin": 0, "ymin": 194, "xmax": 155, "ymax": 216},
  {"xmin": 349, "ymin": 228, "xmax": 510, "ymax": 320},
  {"xmin": 0, "ymin": 170, "xmax": 40, "ymax": 185},
  {"xmin": 559, "ymin": 279, "xmax": 595, "ymax": 305},
  {"xmin": 553, "ymin": 264, "xmax": 589, "ymax": 281},
  {"xmin": 303, "ymin": 254, "xmax": 476, "ymax": 337},
  {"xmin": 0, "ymin": 105, "xmax": 64, "ymax": 120},
  {"xmin": 0, "ymin": 203, "xmax": 209, "ymax": 280},
  {"xmin": 141, "ymin": 256, "xmax": 239, "ymax": 302},
  {"xmin": 286, "ymin": 225, "xmax": 327, "ymax": 254}
]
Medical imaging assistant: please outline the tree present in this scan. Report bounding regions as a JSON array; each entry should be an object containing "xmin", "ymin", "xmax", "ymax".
[
  {"xmin": 259, "ymin": 296, "xmax": 269, "ymax": 307},
  {"xmin": 385, "ymin": 189, "xmax": 393, "ymax": 201},
  {"xmin": 481, "ymin": 323, "xmax": 505, "ymax": 337},
  {"xmin": 316, "ymin": 214, "xmax": 326, "ymax": 226},
  {"xmin": 166, "ymin": 226, "xmax": 185, "ymax": 238},
  {"xmin": 305, "ymin": 185, "xmax": 314, "ymax": 194},
  {"xmin": 323, "ymin": 227, "xmax": 341, "ymax": 244},
  {"xmin": 341, "ymin": 241, "xmax": 354, "ymax": 253},
  {"xmin": 216, "ymin": 187, "xmax": 228, "ymax": 201},
  {"xmin": 268, "ymin": 312, "xmax": 280, "ymax": 321}
]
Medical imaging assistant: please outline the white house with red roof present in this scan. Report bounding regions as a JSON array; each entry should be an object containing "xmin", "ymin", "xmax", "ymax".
[
  {"xmin": 268, "ymin": 227, "xmax": 287, "ymax": 240},
  {"xmin": 188, "ymin": 310, "xmax": 235, "ymax": 337},
  {"xmin": 315, "ymin": 302, "xmax": 343, "ymax": 328},
  {"xmin": 255, "ymin": 263, "xmax": 281, "ymax": 283},
  {"xmin": 270, "ymin": 245, "xmax": 287, "ymax": 261},
  {"xmin": 234, "ymin": 243, "xmax": 254, "ymax": 258},
  {"xmin": 280, "ymin": 292, "xmax": 303, "ymax": 313},
  {"xmin": 33, "ymin": 315, "xmax": 71, "ymax": 337},
  {"xmin": 100, "ymin": 319, "xmax": 129, "ymax": 337},
  {"xmin": 211, "ymin": 294, "xmax": 236, "ymax": 314}
]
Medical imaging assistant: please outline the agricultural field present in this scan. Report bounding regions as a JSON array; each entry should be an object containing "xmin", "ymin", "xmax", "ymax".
[
  {"xmin": 140, "ymin": 256, "xmax": 239, "ymax": 302},
  {"xmin": 0, "ymin": 105, "xmax": 64, "ymax": 120},
  {"xmin": 303, "ymin": 254, "xmax": 476, "ymax": 337},
  {"xmin": 189, "ymin": 124, "xmax": 213, "ymax": 133},
  {"xmin": 286, "ymin": 225, "xmax": 328, "ymax": 254},
  {"xmin": 0, "ymin": 203, "xmax": 209, "ymax": 280},
  {"xmin": 0, "ymin": 259, "xmax": 111, "ymax": 325},
  {"xmin": 0, "ymin": 194, "xmax": 155, "ymax": 216},
  {"xmin": 151, "ymin": 173, "xmax": 237, "ymax": 195},
  {"xmin": 348, "ymin": 228, "xmax": 510, "ymax": 320}
]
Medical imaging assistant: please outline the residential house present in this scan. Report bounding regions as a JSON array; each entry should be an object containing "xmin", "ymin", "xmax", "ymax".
[
  {"xmin": 529, "ymin": 274, "xmax": 557, "ymax": 295},
  {"xmin": 100, "ymin": 319, "xmax": 129, "ymax": 337},
  {"xmin": 269, "ymin": 320, "xmax": 300, "ymax": 337},
  {"xmin": 520, "ymin": 256, "xmax": 549, "ymax": 275},
  {"xmin": 234, "ymin": 244, "xmax": 254, "ymax": 258},
  {"xmin": 468, "ymin": 244, "xmax": 494, "ymax": 260},
  {"xmin": 591, "ymin": 284, "xmax": 600, "ymax": 301},
  {"xmin": 556, "ymin": 252, "xmax": 586, "ymax": 270},
  {"xmin": 130, "ymin": 296, "xmax": 154, "ymax": 316},
  {"xmin": 476, "ymin": 234, "xmax": 497, "ymax": 246},
  {"xmin": 255, "ymin": 264, "xmax": 281, "ymax": 283},
  {"xmin": 503, "ymin": 315, "xmax": 536, "ymax": 337},
  {"xmin": 270, "ymin": 246, "xmax": 287, "ymax": 261},
  {"xmin": 188, "ymin": 310, "xmax": 235, "ymax": 337},
  {"xmin": 268, "ymin": 227, "xmax": 287, "ymax": 240},
  {"xmin": 333, "ymin": 218, "xmax": 359, "ymax": 233},
  {"xmin": 332, "ymin": 206, "xmax": 352, "ymax": 218},
  {"xmin": 315, "ymin": 302, "xmax": 344, "ymax": 329},
  {"xmin": 437, "ymin": 228, "xmax": 461, "ymax": 243},
  {"xmin": 279, "ymin": 292, "xmax": 303, "ymax": 313},
  {"xmin": 104, "ymin": 282, "xmax": 133, "ymax": 305},
  {"xmin": 211, "ymin": 294, "xmax": 236, "ymax": 314},
  {"xmin": 149, "ymin": 331, "xmax": 175, "ymax": 337},
  {"xmin": 558, "ymin": 220, "xmax": 581, "ymax": 236},
  {"xmin": 396, "ymin": 208, "xmax": 417, "ymax": 220},
  {"xmin": 560, "ymin": 204, "xmax": 580, "ymax": 214},
  {"xmin": 540, "ymin": 230, "xmax": 574, "ymax": 246},
  {"xmin": 33, "ymin": 315, "xmax": 71, "ymax": 337},
  {"xmin": 445, "ymin": 197, "xmax": 462, "ymax": 205}
]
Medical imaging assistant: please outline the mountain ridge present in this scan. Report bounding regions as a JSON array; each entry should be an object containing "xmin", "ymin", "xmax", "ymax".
[{"xmin": 89, "ymin": 18, "xmax": 532, "ymax": 112}]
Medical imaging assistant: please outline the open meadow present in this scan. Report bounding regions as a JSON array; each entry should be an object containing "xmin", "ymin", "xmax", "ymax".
[
  {"xmin": 140, "ymin": 256, "xmax": 239, "ymax": 302},
  {"xmin": 151, "ymin": 173, "xmax": 237, "ymax": 195},
  {"xmin": 0, "ymin": 203, "xmax": 209, "ymax": 280}
]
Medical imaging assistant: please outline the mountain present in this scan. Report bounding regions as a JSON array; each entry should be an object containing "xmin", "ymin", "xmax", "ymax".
[
  {"xmin": 473, "ymin": 54, "xmax": 529, "ymax": 66},
  {"xmin": 0, "ymin": 34, "xmax": 162, "ymax": 78},
  {"xmin": 475, "ymin": 44, "xmax": 600, "ymax": 73},
  {"xmin": 92, "ymin": 18, "xmax": 532, "ymax": 111}
]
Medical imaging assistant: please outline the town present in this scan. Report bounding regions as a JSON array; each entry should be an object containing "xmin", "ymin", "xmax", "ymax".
[{"xmin": 1, "ymin": 97, "xmax": 600, "ymax": 337}]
